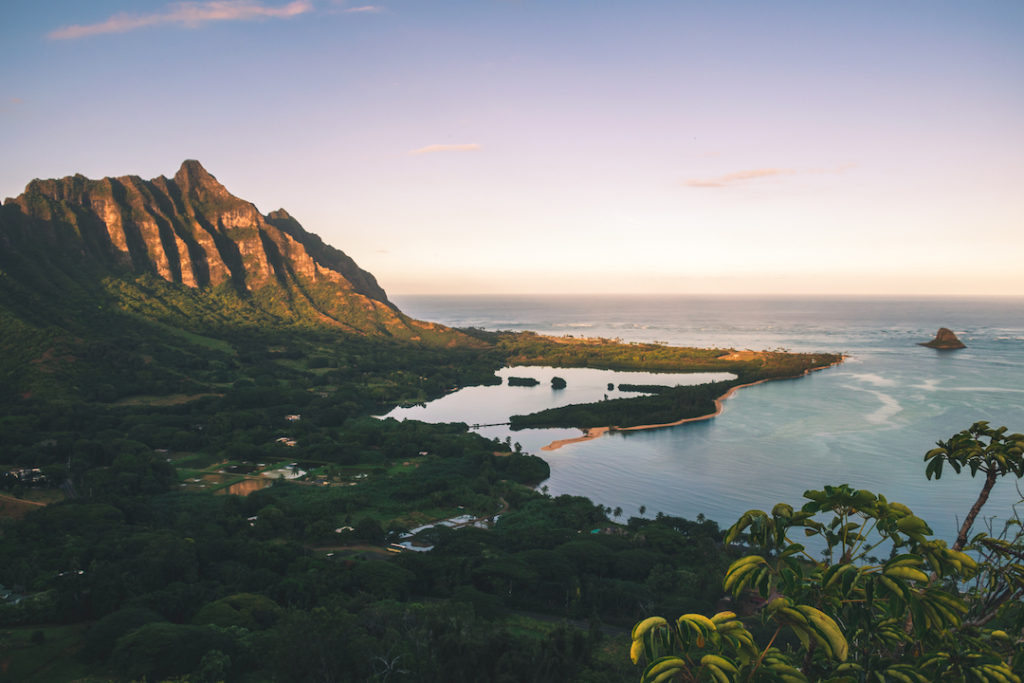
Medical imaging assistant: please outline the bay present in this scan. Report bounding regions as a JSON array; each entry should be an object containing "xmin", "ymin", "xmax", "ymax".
[{"xmin": 389, "ymin": 295, "xmax": 1024, "ymax": 545}]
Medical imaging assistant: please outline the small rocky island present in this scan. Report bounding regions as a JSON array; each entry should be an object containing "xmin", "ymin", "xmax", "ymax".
[{"xmin": 919, "ymin": 327, "xmax": 966, "ymax": 350}]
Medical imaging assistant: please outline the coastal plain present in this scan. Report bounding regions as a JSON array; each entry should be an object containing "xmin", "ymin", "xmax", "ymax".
[{"xmin": 0, "ymin": 162, "xmax": 846, "ymax": 682}]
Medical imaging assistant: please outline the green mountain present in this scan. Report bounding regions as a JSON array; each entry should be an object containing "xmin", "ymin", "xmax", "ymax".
[
  {"xmin": 0, "ymin": 160, "xmax": 840, "ymax": 407},
  {"xmin": 0, "ymin": 161, "xmax": 483, "ymax": 401},
  {"xmin": 0, "ymin": 160, "xmax": 444, "ymax": 333}
]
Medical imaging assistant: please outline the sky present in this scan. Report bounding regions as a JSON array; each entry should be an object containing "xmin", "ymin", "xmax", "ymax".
[{"xmin": 2, "ymin": 1, "xmax": 1023, "ymax": 296}]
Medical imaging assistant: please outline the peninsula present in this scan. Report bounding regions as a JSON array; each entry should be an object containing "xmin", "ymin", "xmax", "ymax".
[{"xmin": 524, "ymin": 353, "xmax": 845, "ymax": 450}]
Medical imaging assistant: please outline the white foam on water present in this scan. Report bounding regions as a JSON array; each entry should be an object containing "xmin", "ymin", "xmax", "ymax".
[
  {"xmin": 841, "ymin": 372, "xmax": 897, "ymax": 387},
  {"xmin": 864, "ymin": 390, "xmax": 903, "ymax": 425},
  {"xmin": 946, "ymin": 386, "xmax": 1024, "ymax": 394}
]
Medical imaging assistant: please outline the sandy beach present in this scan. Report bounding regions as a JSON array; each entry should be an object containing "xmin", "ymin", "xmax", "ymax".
[{"xmin": 540, "ymin": 427, "xmax": 610, "ymax": 451}]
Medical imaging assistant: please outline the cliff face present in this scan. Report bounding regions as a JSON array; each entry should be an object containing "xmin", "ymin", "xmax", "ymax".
[{"xmin": 0, "ymin": 161, "xmax": 433, "ymax": 337}]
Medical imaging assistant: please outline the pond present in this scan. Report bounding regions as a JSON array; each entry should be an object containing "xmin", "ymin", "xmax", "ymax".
[{"xmin": 384, "ymin": 365, "xmax": 736, "ymax": 432}]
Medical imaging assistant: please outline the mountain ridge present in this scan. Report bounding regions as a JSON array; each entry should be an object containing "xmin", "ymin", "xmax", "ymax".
[
  {"xmin": 0, "ymin": 160, "xmax": 489, "ymax": 401},
  {"xmin": 0, "ymin": 160, "xmax": 445, "ymax": 338}
]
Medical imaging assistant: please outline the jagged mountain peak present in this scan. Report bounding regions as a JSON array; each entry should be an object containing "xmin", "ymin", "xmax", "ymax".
[
  {"xmin": 174, "ymin": 159, "xmax": 218, "ymax": 185},
  {"xmin": 177, "ymin": 158, "xmax": 212, "ymax": 177},
  {"xmin": 171, "ymin": 159, "xmax": 234, "ymax": 205},
  {"xmin": 0, "ymin": 162, "xmax": 452, "ymax": 340}
]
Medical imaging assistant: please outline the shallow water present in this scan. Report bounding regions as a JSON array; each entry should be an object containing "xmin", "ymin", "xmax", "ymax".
[{"xmin": 390, "ymin": 295, "xmax": 1024, "ymax": 544}]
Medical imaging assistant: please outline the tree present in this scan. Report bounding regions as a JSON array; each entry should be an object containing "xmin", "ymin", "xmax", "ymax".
[
  {"xmin": 110, "ymin": 623, "xmax": 238, "ymax": 681},
  {"xmin": 83, "ymin": 607, "xmax": 165, "ymax": 662},
  {"xmin": 354, "ymin": 516, "xmax": 385, "ymax": 544},
  {"xmin": 629, "ymin": 425, "xmax": 1024, "ymax": 683},
  {"xmin": 193, "ymin": 593, "xmax": 282, "ymax": 630},
  {"xmin": 924, "ymin": 423, "xmax": 1024, "ymax": 631},
  {"xmin": 924, "ymin": 422, "xmax": 1024, "ymax": 551}
]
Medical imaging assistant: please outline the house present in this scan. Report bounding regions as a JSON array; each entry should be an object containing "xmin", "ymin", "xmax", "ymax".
[{"xmin": 9, "ymin": 467, "xmax": 45, "ymax": 483}]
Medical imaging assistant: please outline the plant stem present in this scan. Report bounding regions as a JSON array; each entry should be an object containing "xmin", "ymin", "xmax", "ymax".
[
  {"xmin": 954, "ymin": 469, "xmax": 998, "ymax": 552},
  {"xmin": 748, "ymin": 626, "xmax": 780, "ymax": 680}
]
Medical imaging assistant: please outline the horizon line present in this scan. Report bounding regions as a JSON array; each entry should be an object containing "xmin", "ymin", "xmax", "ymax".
[{"xmin": 389, "ymin": 292, "xmax": 1024, "ymax": 299}]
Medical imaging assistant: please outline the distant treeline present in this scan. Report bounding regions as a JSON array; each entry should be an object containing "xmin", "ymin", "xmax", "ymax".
[
  {"xmin": 507, "ymin": 376, "xmax": 541, "ymax": 387},
  {"xmin": 617, "ymin": 384, "xmax": 672, "ymax": 393},
  {"xmin": 503, "ymin": 338, "xmax": 841, "ymax": 431},
  {"xmin": 496, "ymin": 332, "xmax": 730, "ymax": 372},
  {"xmin": 511, "ymin": 380, "xmax": 737, "ymax": 430}
]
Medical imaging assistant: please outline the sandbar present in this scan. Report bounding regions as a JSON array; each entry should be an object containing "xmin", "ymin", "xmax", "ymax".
[{"xmin": 541, "ymin": 427, "xmax": 610, "ymax": 451}]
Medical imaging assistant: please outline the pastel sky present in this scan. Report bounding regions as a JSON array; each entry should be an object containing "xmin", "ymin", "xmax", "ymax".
[{"xmin": 2, "ymin": 1, "xmax": 1023, "ymax": 295}]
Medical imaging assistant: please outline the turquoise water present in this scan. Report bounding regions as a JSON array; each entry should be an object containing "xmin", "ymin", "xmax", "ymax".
[{"xmin": 389, "ymin": 295, "xmax": 1024, "ymax": 544}]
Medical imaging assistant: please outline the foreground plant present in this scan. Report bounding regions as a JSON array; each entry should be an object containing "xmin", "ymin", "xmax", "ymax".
[{"xmin": 630, "ymin": 423, "xmax": 1024, "ymax": 682}]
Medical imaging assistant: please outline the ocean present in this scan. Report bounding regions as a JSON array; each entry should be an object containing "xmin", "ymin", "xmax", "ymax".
[{"xmin": 387, "ymin": 295, "xmax": 1024, "ymax": 546}]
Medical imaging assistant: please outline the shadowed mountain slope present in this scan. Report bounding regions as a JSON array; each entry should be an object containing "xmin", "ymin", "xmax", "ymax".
[
  {"xmin": 0, "ymin": 160, "xmax": 465, "ymax": 338},
  {"xmin": 0, "ymin": 161, "xmax": 487, "ymax": 401}
]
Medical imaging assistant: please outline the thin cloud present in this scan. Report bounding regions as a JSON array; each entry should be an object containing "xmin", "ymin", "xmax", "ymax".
[
  {"xmin": 685, "ymin": 164, "xmax": 855, "ymax": 188},
  {"xmin": 685, "ymin": 168, "xmax": 795, "ymax": 188},
  {"xmin": 409, "ymin": 143, "xmax": 482, "ymax": 156},
  {"xmin": 327, "ymin": 1, "xmax": 386, "ymax": 14},
  {"xmin": 48, "ymin": 0, "xmax": 312, "ymax": 40}
]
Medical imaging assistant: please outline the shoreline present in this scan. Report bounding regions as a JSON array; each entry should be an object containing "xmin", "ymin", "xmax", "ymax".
[
  {"xmin": 540, "ymin": 359, "xmax": 844, "ymax": 452},
  {"xmin": 540, "ymin": 427, "xmax": 611, "ymax": 451}
]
